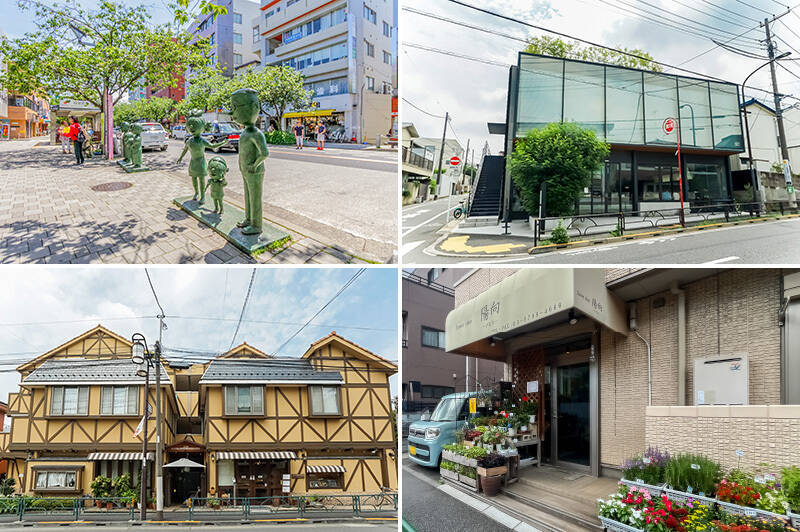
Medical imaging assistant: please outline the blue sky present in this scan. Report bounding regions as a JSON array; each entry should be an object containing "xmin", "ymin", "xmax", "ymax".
[{"xmin": 0, "ymin": 267, "xmax": 399, "ymax": 403}]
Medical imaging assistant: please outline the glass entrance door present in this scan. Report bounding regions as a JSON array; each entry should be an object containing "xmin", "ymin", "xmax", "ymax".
[{"xmin": 555, "ymin": 363, "xmax": 591, "ymax": 467}]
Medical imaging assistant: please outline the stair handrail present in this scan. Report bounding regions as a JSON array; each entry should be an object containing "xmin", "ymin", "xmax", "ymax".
[{"xmin": 467, "ymin": 151, "xmax": 488, "ymax": 217}]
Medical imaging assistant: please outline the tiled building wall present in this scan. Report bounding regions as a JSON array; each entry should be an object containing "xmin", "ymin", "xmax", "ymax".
[
  {"xmin": 600, "ymin": 270, "xmax": 782, "ymax": 468},
  {"xmin": 454, "ymin": 269, "xmax": 517, "ymax": 307},
  {"xmin": 646, "ymin": 406, "xmax": 800, "ymax": 471}
]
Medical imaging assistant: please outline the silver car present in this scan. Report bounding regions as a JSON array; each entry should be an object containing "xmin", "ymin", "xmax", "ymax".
[
  {"xmin": 139, "ymin": 122, "xmax": 169, "ymax": 151},
  {"xmin": 171, "ymin": 125, "xmax": 187, "ymax": 140}
]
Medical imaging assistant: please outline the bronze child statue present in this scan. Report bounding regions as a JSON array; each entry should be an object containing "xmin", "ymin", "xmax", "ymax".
[
  {"xmin": 205, "ymin": 156, "xmax": 228, "ymax": 214},
  {"xmin": 230, "ymin": 88, "xmax": 268, "ymax": 235},
  {"xmin": 177, "ymin": 116, "xmax": 228, "ymax": 203},
  {"xmin": 119, "ymin": 121, "xmax": 131, "ymax": 164},
  {"xmin": 129, "ymin": 123, "xmax": 143, "ymax": 169}
]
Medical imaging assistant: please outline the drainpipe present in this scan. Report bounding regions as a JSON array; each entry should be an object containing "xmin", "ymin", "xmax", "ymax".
[
  {"xmin": 671, "ymin": 282, "xmax": 687, "ymax": 406},
  {"xmin": 465, "ymin": 357, "xmax": 470, "ymax": 394},
  {"xmin": 629, "ymin": 303, "xmax": 652, "ymax": 406}
]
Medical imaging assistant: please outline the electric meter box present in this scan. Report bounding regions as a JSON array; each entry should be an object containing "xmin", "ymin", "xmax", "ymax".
[{"xmin": 693, "ymin": 354, "xmax": 749, "ymax": 405}]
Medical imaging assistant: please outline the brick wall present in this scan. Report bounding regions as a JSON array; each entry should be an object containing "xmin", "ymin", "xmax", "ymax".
[
  {"xmin": 646, "ymin": 406, "xmax": 800, "ymax": 471},
  {"xmin": 600, "ymin": 269, "xmax": 783, "ymax": 468}
]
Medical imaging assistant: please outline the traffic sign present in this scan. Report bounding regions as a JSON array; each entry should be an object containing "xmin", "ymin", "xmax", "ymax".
[
  {"xmin": 662, "ymin": 118, "xmax": 676, "ymax": 135},
  {"xmin": 449, "ymin": 156, "xmax": 461, "ymax": 166}
]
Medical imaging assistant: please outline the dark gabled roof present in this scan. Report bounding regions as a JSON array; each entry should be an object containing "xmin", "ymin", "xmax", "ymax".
[
  {"xmin": 22, "ymin": 357, "xmax": 170, "ymax": 385},
  {"xmin": 199, "ymin": 358, "xmax": 342, "ymax": 384}
]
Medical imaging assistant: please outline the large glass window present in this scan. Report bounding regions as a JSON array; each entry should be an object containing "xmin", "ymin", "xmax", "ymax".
[
  {"xmin": 309, "ymin": 386, "xmax": 341, "ymax": 415},
  {"xmin": 606, "ymin": 68, "xmax": 644, "ymax": 144},
  {"xmin": 101, "ymin": 386, "xmax": 138, "ymax": 415},
  {"xmin": 421, "ymin": 326, "xmax": 445, "ymax": 348},
  {"xmin": 50, "ymin": 386, "xmax": 88, "ymax": 416},
  {"xmin": 35, "ymin": 471, "xmax": 77, "ymax": 490},
  {"xmin": 678, "ymin": 79, "xmax": 713, "ymax": 149},
  {"xmin": 563, "ymin": 61, "xmax": 604, "ymax": 137},
  {"xmin": 687, "ymin": 160, "xmax": 729, "ymax": 205},
  {"xmin": 644, "ymin": 73, "xmax": 678, "ymax": 146},
  {"xmin": 517, "ymin": 56, "xmax": 563, "ymax": 136},
  {"xmin": 224, "ymin": 385, "xmax": 264, "ymax": 415},
  {"xmin": 709, "ymin": 82, "xmax": 744, "ymax": 151},
  {"xmin": 638, "ymin": 163, "xmax": 681, "ymax": 203}
]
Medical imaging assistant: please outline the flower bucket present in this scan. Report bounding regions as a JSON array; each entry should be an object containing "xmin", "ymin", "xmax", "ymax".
[
  {"xmin": 508, "ymin": 427, "xmax": 516, "ymax": 437},
  {"xmin": 598, "ymin": 516, "xmax": 643, "ymax": 532},
  {"xmin": 481, "ymin": 474, "xmax": 503, "ymax": 497},
  {"xmin": 440, "ymin": 468, "xmax": 459, "ymax": 482},
  {"xmin": 529, "ymin": 415, "xmax": 536, "ymax": 423}
]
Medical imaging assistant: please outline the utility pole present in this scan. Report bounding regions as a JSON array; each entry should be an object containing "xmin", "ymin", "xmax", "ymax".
[
  {"xmin": 462, "ymin": 139, "xmax": 470, "ymax": 184},
  {"xmin": 139, "ymin": 365, "xmax": 149, "ymax": 521},
  {"xmin": 435, "ymin": 112, "xmax": 449, "ymax": 199},
  {"xmin": 154, "ymin": 315, "xmax": 164, "ymax": 520},
  {"xmin": 763, "ymin": 16, "xmax": 796, "ymax": 205}
]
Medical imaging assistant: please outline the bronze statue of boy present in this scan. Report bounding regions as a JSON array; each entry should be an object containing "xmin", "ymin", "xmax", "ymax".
[
  {"xmin": 230, "ymin": 88, "xmax": 268, "ymax": 235},
  {"xmin": 129, "ymin": 123, "xmax": 143, "ymax": 169},
  {"xmin": 119, "ymin": 122, "xmax": 131, "ymax": 164},
  {"xmin": 205, "ymin": 156, "xmax": 228, "ymax": 214},
  {"xmin": 177, "ymin": 116, "xmax": 228, "ymax": 203}
]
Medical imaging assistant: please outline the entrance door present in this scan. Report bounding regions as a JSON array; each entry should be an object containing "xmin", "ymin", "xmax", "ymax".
[
  {"xmin": 171, "ymin": 469, "xmax": 202, "ymax": 505},
  {"xmin": 555, "ymin": 363, "xmax": 591, "ymax": 467},
  {"xmin": 235, "ymin": 461, "xmax": 253, "ymax": 498}
]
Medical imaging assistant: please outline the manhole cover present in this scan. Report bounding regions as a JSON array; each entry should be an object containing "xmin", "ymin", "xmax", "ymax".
[{"xmin": 91, "ymin": 182, "xmax": 133, "ymax": 192}]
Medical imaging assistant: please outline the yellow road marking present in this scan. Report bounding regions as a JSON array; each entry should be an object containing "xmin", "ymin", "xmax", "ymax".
[
  {"xmin": 365, "ymin": 517, "xmax": 398, "ymax": 520},
  {"xmin": 252, "ymin": 518, "xmax": 309, "ymax": 522},
  {"xmin": 440, "ymin": 235, "xmax": 526, "ymax": 254}
]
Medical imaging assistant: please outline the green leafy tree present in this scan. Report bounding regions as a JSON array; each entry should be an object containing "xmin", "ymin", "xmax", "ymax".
[
  {"xmin": 0, "ymin": 1, "xmax": 211, "ymax": 112},
  {"xmin": 525, "ymin": 35, "xmax": 662, "ymax": 72},
  {"xmin": 509, "ymin": 122, "xmax": 609, "ymax": 217},
  {"xmin": 170, "ymin": 0, "xmax": 229, "ymax": 27},
  {"xmin": 137, "ymin": 97, "xmax": 176, "ymax": 122},
  {"xmin": 113, "ymin": 102, "xmax": 138, "ymax": 124}
]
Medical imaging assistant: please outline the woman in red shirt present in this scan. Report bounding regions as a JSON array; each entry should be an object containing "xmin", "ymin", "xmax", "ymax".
[{"xmin": 65, "ymin": 116, "xmax": 89, "ymax": 165}]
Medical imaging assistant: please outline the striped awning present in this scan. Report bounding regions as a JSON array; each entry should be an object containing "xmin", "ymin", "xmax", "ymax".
[
  {"xmin": 216, "ymin": 451, "xmax": 296, "ymax": 460},
  {"xmin": 87, "ymin": 452, "xmax": 153, "ymax": 461},
  {"xmin": 306, "ymin": 465, "xmax": 346, "ymax": 473}
]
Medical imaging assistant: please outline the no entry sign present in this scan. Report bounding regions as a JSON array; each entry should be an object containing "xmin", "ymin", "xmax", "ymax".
[
  {"xmin": 662, "ymin": 118, "xmax": 676, "ymax": 135},
  {"xmin": 449, "ymin": 156, "xmax": 461, "ymax": 166}
]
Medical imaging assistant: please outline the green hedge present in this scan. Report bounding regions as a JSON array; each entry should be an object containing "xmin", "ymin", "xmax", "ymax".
[{"xmin": 265, "ymin": 130, "xmax": 296, "ymax": 145}]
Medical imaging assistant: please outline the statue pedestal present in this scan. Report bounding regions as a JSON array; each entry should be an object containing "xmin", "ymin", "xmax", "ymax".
[
  {"xmin": 117, "ymin": 160, "xmax": 150, "ymax": 173},
  {"xmin": 173, "ymin": 196, "xmax": 290, "ymax": 256}
]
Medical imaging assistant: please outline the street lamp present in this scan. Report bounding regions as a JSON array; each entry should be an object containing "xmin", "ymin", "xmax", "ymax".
[
  {"xmin": 741, "ymin": 51, "xmax": 791, "ymax": 210},
  {"xmin": 130, "ymin": 333, "xmax": 164, "ymax": 521}
]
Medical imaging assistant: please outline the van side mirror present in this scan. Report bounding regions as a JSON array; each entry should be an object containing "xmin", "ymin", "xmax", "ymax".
[{"xmin": 420, "ymin": 413, "xmax": 430, "ymax": 421}]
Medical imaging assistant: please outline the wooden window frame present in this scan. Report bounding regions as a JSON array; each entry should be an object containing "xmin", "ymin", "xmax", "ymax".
[
  {"xmin": 223, "ymin": 385, "xmax": 265, "ymax": 417},
  {"xmin": 100, "ymin": 385, "xmax": 139, "ymax": 417},
  {"xmin": 307, "ymin": 385, "xmax": 343, "ymax": 417},
  {"xmin": 49, "ymin": 386, "xmax": 89, "ymax": 416},
  {"xmin": 307, "ymin": 472, "xmax": 344, "ymax": 490},
  {"xmin": 31, "ymin": 466, "xmax": 82, "ymax": 494}
]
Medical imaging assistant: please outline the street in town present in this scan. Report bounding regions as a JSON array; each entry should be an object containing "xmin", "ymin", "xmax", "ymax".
[
  {"xmin": 0, "ymin": 137, "xmax": 397, "ymax": 264},
  {"xmin": 401, "ymin": 194, "xmax": 466, "ymax": 263}
]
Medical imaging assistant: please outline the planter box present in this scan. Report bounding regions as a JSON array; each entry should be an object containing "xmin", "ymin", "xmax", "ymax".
[
  {"xmin": 662, "ymin": 487, "xmax": 715, "ymax": 506},
  {"xmin": 598, "ymin": 516, "xmax": 643, "ymax": 532},
  {"xmin": 789, "ymin": 511, "xmax": 800, "ymax": 527},
  {"xmin": 620, "ymin": 478, "xmax": 667, "ymax": 498},
  {"xmin": 715, "ymin": 499, "xmax": 788, "ymax": 522},
  {"xmin": 440, "ymin": 468, "xmax": 459, "ymax": 482},
  {"xmin": 458, "ymin": 474, "xmax": 478, "ymax": 489},
  {"xmin": 441, "ymin": 450, "xmax": 457, "ymax": 462},
  {"xmin": 442, "ymin": 450, "xmax": 477, "ymax": 467},
  {"xmin": 477, "ymin": 466, "xmax": 508, "ymax": 477}
]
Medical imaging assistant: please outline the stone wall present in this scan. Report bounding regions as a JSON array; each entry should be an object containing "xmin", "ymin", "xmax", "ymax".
[{"xmin": 646, "ymin": 406, "xmax": 800, "ymax": 472}]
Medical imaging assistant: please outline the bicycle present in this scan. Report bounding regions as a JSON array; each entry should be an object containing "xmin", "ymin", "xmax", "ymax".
[{"xmin": 452, "ymin": 199, "xmax": 467, "ymax": 220}]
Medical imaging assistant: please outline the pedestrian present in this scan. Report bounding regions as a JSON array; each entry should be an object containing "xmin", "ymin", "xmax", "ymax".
[
  {"xmin": 60, "ymin": 121, "xmax": 71, "ymax": 154},
  {"xmin": 293, "ymin": 119, "xmax": 304, "ymax": 150},
  {"xmin": 316, "ymin": 121, "xmax": 326, "ymax": 151},
  {"xmin": 65, "ymin": 116, "xmax": 88, "ymax": 165}
]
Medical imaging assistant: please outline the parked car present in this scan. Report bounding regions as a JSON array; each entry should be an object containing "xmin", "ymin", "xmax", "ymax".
[
  {"xmin": 407, "ymin": 391, "xmax": 486, "ymax": 468},
  {"xmin": 138, "ymin": 122, "xmax": 169, "ymax": 151},
  {"xmin": 202, "ymin": 121, "xmax": 242, "ymax": 152},
  {"xmin": 171, "ymin": 124, "xmax": 187, "ymax": 140}
]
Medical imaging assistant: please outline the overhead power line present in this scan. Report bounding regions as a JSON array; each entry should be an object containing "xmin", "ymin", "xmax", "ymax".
[
  {"xmin": 144, "ymin": 269, "xmax": 165, "ymax": 317},
  {"xmin": 402, "ymin": 97, "xmax": 446, "ymax": 119},
  {"xmin": 228, "ymin": 268, "xmax": 257, "ymax": 352}
]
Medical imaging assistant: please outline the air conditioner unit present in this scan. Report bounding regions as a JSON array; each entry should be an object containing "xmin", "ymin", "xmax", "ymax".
[{"xmin": 693, "ymin": 354, "xmax": 749, "ymax": 405}]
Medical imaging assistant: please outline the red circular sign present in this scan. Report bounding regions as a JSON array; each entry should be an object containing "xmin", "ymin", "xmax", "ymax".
[
  {"xmin": 663, "ymin": 118, "xmax": 675, "ymax": 134},
  {"xmin": 449, "ymin": 156, "xmax": 461, "ymax": 166}
]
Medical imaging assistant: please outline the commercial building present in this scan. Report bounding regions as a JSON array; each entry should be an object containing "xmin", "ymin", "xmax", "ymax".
[
  {"xmin": 7, "ymin": 94, "xmax": 49, "ymax": 139},
  {"xmin": 189, "ymin": 0, "xmax": 262, "ymax": 77},
  {"xmin": 401, "ymin": 123, "xmax": 464, "ymax": 203},
  {"xmin": 0, "ymin": 325, "xmax": 397, "ymax": 500},
  {"xmin": 445, "ymin": 268, "xmax": 800, "ymax": 478},
  {"xmin": 259, "ymin": 0, "xmax": 397, "ymax": 141},
  {"xmin": 481, "ymin": 53, "xmax": 746, "ymax": 221},
  {"xmin": 402, "ymin": 268, "xmax": 503, "ymax": 419},
  {"xmin": 128, "ymin": 86, "xmax": 147, "ymax": 103}
]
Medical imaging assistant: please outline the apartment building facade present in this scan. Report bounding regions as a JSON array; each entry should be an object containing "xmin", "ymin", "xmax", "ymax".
[
  {"xmin": 445, "ymin": 268, "xmax": 800, "ymax": 477},
  {"xmin": 0, "ymin": 325, "xmax": 397, "ymax": 501},
  {"xmin": 7, "ymin": 94, "xmax": 49, "ymax": 139},
  {"xmin": 189, "ymin": 0, "xmax": 262, "ymax": 77},
  {"xmin": 259, "ymin": 0, "xmax": 397, "ymax": 141}
]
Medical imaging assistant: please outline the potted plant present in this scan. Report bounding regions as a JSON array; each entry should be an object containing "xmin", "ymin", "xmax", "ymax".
[
  {"xmin": 90, "ymin": 476, "xmax": 111, "ymax": 508},
  {"xmin": 477, "ymin": 453, "xmax": 508, "ymax": 497},
  {"xmin": 148, "ymin": 495, "xmax": 156, "ymax": 510},
  {"xmin": 208, "ymin": 496, "xmax": 220, "ymax": 509}
]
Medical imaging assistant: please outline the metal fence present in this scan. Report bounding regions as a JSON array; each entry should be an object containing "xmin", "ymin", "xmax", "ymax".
[
  {"xmin": 402, "ymin": 146, "xmax": 434, "ymax": 171},
  {"xmin": 532, "ymin": 200, "xmax": 800, "ymax": 247},
  {"xmin": 0, "ymin": 496, "xmax": 135, "ymax": 522}
]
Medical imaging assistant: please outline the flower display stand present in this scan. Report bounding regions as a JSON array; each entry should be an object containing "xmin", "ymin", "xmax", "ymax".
[
  {"xmin": 715, "ymin": 499, "xmax": 788, "ymax": 522},
  {"xmin": 788, "ymin": 511, "xmax": 800, "ymax": 527},
  {"xmin": 458, "ymin": 474, "xmax": 478, "ymax": 490},
  {"xmin": 598, "ymin": 517, "xmax": 643, "ymax": 532},
  {"xmin": 441, "ymin": 450, "xmax": 478, "ymax": 468},
  {"xmin": 619, "ymin": 478, "xmax": 667, "ymax": 497},
  {"xmin": 440, "ymin": 468, "xmax": 459, "ymax": 482}
]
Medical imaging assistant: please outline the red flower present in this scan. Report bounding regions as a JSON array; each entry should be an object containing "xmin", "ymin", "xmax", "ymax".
[{"xmin": 522, "ymin": 396, "xmax": 529, "ymax": 402}]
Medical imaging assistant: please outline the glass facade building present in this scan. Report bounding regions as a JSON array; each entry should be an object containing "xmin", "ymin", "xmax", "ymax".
[{"xmin": 503, "ymin": 53, "xmax": 745, "ymax": 217}]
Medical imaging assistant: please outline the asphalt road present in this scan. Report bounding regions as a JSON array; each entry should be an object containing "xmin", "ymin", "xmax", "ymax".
[
  {"xmin": 147, "ymin": 139, "xmax": 398, "ymax": 262},
  {"xmin": 402, "ymin": 461, "xmax": 511, "ymax": 532},
  {"xmin": 402, "ymin": 195, "xmax": 466, "ymax": 263},
  {"xmin": 409, "ymin": 214, "xmax": 800, "ymax": 265}
]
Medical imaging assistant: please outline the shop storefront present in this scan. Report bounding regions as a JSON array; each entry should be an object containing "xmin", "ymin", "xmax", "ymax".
[{"xmin": 282, "ymin": 110, "xmax": 346, "ymax": 142}]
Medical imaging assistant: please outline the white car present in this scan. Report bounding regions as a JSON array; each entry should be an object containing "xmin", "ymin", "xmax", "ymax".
[
  {"xmin": 139, "ymin": 122, "xmax": 169, "ymax": 151},
  {"xmin": 171, "ymin": 125, "xmax": 187, "ymax": 140}
]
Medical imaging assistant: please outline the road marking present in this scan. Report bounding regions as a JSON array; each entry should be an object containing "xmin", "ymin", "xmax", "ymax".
[
  {"xmin": 402, "ymin": 240, "xmax": 425, "ymax": 257},
  {"xmin": 270, "ymin": 148, "xmax": 395, "ymax": 165},
  {"xmin": 402, "ymin": 206, "xmax": 451, "ymax": 237},
  {"xmin": 402, "ymin": 209, "xmax": 430, "ymax": 220},
  {"xmin": 704, "ymin": 256, "xmax": 740, "ymax": 264},
  {"xmin": 440, "ymin": 235, "xmax": 526, "ymax": 254}
]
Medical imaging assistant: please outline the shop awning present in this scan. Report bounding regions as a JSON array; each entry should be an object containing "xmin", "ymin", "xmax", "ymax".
[
  {"xmin": 283, "ymin": 109, "xmax": 335, "ymax": 119},
  {"xmin": 216, "ymin": 451, "xmax": 297, "ymax": 460},
  {"xmin": 306, "ymin": 465, "xmax": 346, "ymax": 473},
  {"xmin": 446, "ymin": 269, "xmax": 628, "ymax": 358},
  {"xmin": 87, "ymin": 452, "xmax": 153, "ymax": 461},
  {"xmin": 163, "ymin": 458, "xmax": 205, "ymax": 469}
]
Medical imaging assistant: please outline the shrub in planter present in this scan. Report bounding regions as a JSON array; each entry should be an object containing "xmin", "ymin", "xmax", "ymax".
[
  {"xmin": 550, "ymin": 220, "xmax": 569, "ymax": 244},
  {"xmin": 622, "ymin": 446, "xmax": 670, "ymax": 485},
  {"xmin": 716, "ymin": 480, "xmax": 761, "ymax": 507},
  {"xmin": 664, "ymin": 454, "xmax": 721, "ymax": 496},
  {"xmin": 91, "ymin": 475, "xmax": 111, "ymax": 505},
  {"xmin": 477, "ymin": 453, "xmax": 508, "ymax": 479},
  {"xmin": 464, "ymin": 446, "xmax": 488, "ymax": 460},
  {"xmin": 783, "ymin": 466, "xmax": 800, "ymax": 512}
]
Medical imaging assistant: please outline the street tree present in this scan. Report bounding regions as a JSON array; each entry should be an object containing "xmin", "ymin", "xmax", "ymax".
[
  {"xmin": 178, "ymin": 68, "xmax": 229, "ymax": 117},
  {"xmin": 171, "ymin": 0, "xmax": 228, "ymax": 26},
  {"xmin": 509, "ymin": 122, "xmax": 610, "ymax": 217},
  {"xmin": 0, "ymin": 1, "xmax": 211, "ymax": 112},
  {"xmin": 525, "ymin": 35, "xmax": 662, "ymax": 72}
]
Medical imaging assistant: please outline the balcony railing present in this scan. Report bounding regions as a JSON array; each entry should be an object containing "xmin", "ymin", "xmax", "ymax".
[
  {"xmin": 402, "ymin": 271, "xmax": 455, "ymax": 296},
  {"xmin": 402, "ymin": 146, "xmax": 434, "ymax": 172}
]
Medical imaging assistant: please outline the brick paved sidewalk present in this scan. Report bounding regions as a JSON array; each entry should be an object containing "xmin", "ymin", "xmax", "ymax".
[{"xmin": 0, "ymin": 143, "xmax": 369, "ymax": 264}]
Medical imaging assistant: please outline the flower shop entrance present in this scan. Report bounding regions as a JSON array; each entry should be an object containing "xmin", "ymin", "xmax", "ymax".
[{"xmin": 513, "ymin": 334, "xmax": 599, "ymax": 476}]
